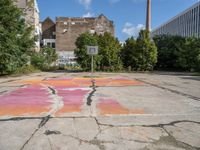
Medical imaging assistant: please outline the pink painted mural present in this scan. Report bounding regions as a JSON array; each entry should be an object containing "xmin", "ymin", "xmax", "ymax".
[
  {"xmin": 0, "ymin": 77, "xmax": 144, "ymax": 117},
  {"xmin": 55, "ymin": 88, "xmax": 90, "ymax": 115},
  {"xmin": 0, "ymin": 85, "xmax": 51, "ymax": 116}
]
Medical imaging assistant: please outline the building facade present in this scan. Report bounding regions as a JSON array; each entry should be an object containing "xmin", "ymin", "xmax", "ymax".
[
  {"xmin": 41, "ymin": 14, "xmax": 114, "ymax": 64},
  {"xmin": 151, "ymin": 1, "xmax": 200, "ymax": 38},
  {"xmin": 15, "ymin": 0, "xmax": 41, "ymax": 51},
  {"xmin": 56, "ymin": 14, "xmax": 114, "ymax": 52},
  {"xmin": 41, "ymin": 17, "xmax": 56, "ymax": 49}
]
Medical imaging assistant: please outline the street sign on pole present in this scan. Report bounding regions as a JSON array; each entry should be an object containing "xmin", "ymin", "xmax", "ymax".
[{"xmin": 87, "ymin": 46, "xmax": 98, "ymax": 79}]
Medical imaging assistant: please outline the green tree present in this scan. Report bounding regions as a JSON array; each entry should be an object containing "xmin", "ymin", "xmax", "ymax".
[
  {"xmin": 178, "ymin": 37, "xmax": 200, "ymax": 71},
  {"xmin": 74, "ymin": 32, "xmax": 100, "ymax": 70},
  {"xmin": 0, "ymin": 0, "xmax": 35, "ymax": 75},
  {"xmin": 121, "ymin": 37, "xmax": 137, "ymax": 69},
  {"xmin": 134, "ymin": 30, "xmax": 157, "ymax": 71},
  {"xmin": 97, "ymin": 32, "xmax": 122, "ymax": 71},
  {"xmin": 153, "ymin": 35, "xmax": 185, "ymax": 69},
  {"xmin": 31, "ymin": 46, "xmax": 58, "ymax": 70}
]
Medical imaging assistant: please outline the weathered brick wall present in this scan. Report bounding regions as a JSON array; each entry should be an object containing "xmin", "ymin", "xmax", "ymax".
[
  {"xmin": 56, "ymin": 15, "xmax": 115, "ymax": 52},
  {"xmin": 42, "ymin": 18, "xmax": 56, "ymax": 39}
]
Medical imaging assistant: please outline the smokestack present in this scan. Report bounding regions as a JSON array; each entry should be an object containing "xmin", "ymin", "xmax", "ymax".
[{"xmin": 146, "ymin": 0, "xmax": 151, "ymax": 31}]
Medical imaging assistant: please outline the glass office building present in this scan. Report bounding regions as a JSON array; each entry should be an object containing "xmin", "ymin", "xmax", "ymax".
[{"xmin": 151, "ymin": 1, "xmax": 200, "ymax": 38}]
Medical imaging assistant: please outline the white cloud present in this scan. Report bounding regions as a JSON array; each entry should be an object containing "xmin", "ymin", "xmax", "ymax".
[
  {"xmin": 82, "ymin": 12, "xmax": 95, "ymax": 17},
  {"xmin": 122, "ymin": 22, "xmax": 145, "ymax": 37},
  {"xmin": 78, "ymin": 0, "xmax": 92, "ymax": 9}
]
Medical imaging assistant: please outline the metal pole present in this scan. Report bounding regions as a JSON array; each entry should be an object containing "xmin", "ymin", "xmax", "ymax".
[{"xmin": 91, "ymin": 55, "xmax": 94, "ymax": 79}]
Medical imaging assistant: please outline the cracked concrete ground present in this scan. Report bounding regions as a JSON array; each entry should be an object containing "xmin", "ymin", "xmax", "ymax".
[{"xmin": 0, "ymin": 72, "xmax": 200, "ymax": 150}]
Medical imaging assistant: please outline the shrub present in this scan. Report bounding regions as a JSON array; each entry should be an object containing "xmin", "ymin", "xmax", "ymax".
[
  {"xmin": 153, "ymin": 35, "xmax": 200, "ymax": 72},
  {"xmin": 31, "ymin": 46, "xmax": 58, "ymax": 71}
]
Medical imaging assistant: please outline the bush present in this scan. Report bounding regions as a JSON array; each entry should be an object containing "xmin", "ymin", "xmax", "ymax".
[
  {"xmin": 31, "ymin": 46, "xmax": 58, "ymax": 71},
  {"xmin": 31, "ymin": 52, "xmax": 46, "ymax": 70},
  {"xmin": 14, "ymin": 65, "xmax": 39, "ymax": 75},
  {"xmin": 153, "ymin": 35, "xmax": 185, "ymax": 69},
  {"xmin": 153, "ymin": 35, "xmax": 200, "ymax": 72}
]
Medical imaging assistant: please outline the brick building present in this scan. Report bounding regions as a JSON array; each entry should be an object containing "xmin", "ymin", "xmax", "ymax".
[
  {"xmin": 41, "ymin": 17, "xmax": 56, "ymax": 48},
  {"xmin": 15, "ymin": 0, "xmax": 41, "ymax": 52},
  {"xmin": 41, "ymin": 14, "xmax": 115, "ymax": 64}
]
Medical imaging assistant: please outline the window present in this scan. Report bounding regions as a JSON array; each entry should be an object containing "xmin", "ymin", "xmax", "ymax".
[
  {"xmin": 47, "ymin": 43, "xmax": 51, "ymax": 46},
  {"xmin": 52, "ymin": 43, "xmax": 55, "ymax": 48}
]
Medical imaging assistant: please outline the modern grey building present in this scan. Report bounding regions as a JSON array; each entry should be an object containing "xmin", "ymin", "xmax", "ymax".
[{"xmin": 151, "ymin": 1, "xmax": 200, "ymax": 38}]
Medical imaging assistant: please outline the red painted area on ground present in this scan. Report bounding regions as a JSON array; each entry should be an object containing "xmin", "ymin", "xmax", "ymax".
[
  {"xmin": 0, "ymin": 77, "xmax": 144, "ymax": 117},
  {"xmin": 0, "ymin": 85, "xmax": 51, "ymax": 116},
  {"xmin": 95, "ymin": 77, "xmax": 144, "ymax": 87},
  {"xmin": 21, "ymin": 77, "xmax": 144, "ymax": 87},
  {"xmin": 97, "ymin": 98, "xmax": 145, "ymax": 115},
  {"xmin": 55, "ymin": 88, "xmax": 90, "ymax": 115}
]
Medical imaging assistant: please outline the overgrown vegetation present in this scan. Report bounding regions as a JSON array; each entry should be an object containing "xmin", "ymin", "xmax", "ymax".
[
  {"xmin": 0, "ymin": 0, "xmax": 58, "ymax": 75},
  {"xmin": 0, "ymin": 0, "xmax": 35, "ymax": 75},
  {"xmin": 75, "ymin": 30, "xmax": 157, "ymax": 71},
  {"xmin": 153, "ymin": 35, "xmax": 200, "ymax": 71},
  {"xmin": 31, "ymin": 46, "xmax": 58, "ymax": 71},
  {"xmin": 74, "ymin": 32, "xmax": 122, "ymax": 71}
]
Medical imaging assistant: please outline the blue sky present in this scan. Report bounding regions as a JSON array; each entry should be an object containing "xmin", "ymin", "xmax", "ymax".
[{"xmin": 37, "ymin": 0, "xmax": 199, "ymax": 41}]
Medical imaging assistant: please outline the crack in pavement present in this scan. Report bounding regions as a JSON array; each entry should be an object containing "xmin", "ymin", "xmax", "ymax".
[
  {"xmin": 48, "ymin": 86, "xmax": 56, "ymax": 95},
  {"xmin": 0, "ymin": 79, "xmax": 18, "ymax": 84},
  {"xmin": 47, "ymin": 86, "xmax": 64, "ymax": 116},
  {"xmin": 62, "ymin": 133, "xmax": 113, "ymax": 150},
  {"xmin": 144, "ymin": 135, "xmax": 200, "ymax": 150},
  {"xmin": 1, "ymin": 116, "xmax": 200, "ymax": 149},
  {"xmin": 87, "ymin": 79, "xmax": 97, "ymax": 106},
  {"xmin": 20, "ymin": 115, "xmax": 51, "ymax": 150},
  {"xmin": 19, "ymin": 85, "xmax": 64, "ymax": 150},
  {"xmin": 38, "ymin": 115, "xmax": 51, "ymax": 128},
  {"xmin": 94, "ymin": 117, "xmax": 200, "ymax": 149},
  {"xmin": 136, "ymin": 78, "xmax": 200, "ymax": 101},
  {"xmin": 1, "ymin": 116, "xmax": 200, "ymax": 127},
  {"xmin": 0, "ymin": 90, "xmax": 7, "ymax": 94},
  {"xmin": 142, "ymin": 120, "xmax": 200, "ymax": 128},
  {"xmin": 142, "ymin": 121, "xmax": 200, "ymax": 150},
  {"xmin": 0, "ymin": 84, "xmax": 27, "ymax": 88},
  {"xmin": 94, "ymin": 119, "xmax": 200, "ymax": 128},
  {"xmin": 0, "ymin": 117, "xmax": 44, "ymax": 122}
]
